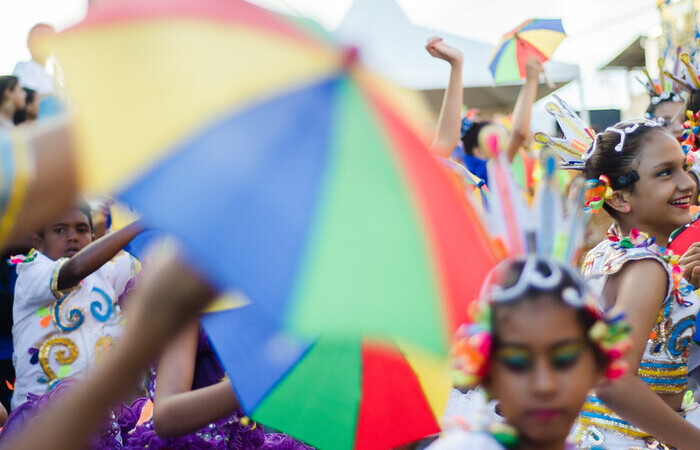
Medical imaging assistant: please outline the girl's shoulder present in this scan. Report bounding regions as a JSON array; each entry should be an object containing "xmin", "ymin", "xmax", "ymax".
[{"xmin": 583, "ymin": 227, "xmax": 675, "ymax": 279}]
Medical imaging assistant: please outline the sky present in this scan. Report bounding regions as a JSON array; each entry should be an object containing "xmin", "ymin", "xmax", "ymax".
[
  {"xmin": 0, "ymin": 0, "xmax": 87, "ymax": 74},
  {"xmin": 3, "ymin": 0, "xmax": 663, "ymax": 111},
  {"xmin": 253, "ymin": 0, "xmax": 662, "ymax": 111}
]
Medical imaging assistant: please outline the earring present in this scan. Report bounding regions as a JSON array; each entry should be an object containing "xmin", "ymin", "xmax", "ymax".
[{"xmin": 624, "ymin": 205, "xmax": 631, "ymax": 212}]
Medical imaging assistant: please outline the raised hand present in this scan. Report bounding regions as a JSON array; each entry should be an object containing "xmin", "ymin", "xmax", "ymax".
[{"xmin": 425, "ymin": 37, "xmax": 463, "ymax": 66}]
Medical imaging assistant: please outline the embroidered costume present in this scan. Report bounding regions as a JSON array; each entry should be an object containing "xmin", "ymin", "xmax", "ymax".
[
  {"xmin": 10, "ymin": 250, "xmax": 139, "ymax": 408},
  {"xmin": 575, "ymin": 226, "xmax": 700, "ymax": 448}
]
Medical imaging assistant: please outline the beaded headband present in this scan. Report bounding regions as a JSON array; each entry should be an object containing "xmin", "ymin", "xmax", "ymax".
[{"xmin": 451, "ymin": 256, "xmax": 631, "ymax": 389}]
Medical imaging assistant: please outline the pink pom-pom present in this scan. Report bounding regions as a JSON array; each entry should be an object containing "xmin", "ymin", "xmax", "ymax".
[
  {"xmin": 485, "ymin": 134, "xmax": 499, "ymax": 155},
  {"xmin": 475, "ymin": 333, "xmax": 491, "ymax": 355},
  {"xmin": 606, "ymin": 347, "xmax": 624, "ymax": 360},
  {"xmin": 605, "ymin": 360, "xmax": 628, "ymax": 380}
]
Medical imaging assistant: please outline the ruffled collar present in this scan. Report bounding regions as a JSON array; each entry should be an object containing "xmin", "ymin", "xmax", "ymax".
[{"xmin": 606, "ymin": 225, "xmax": 694, "ymax": 306}]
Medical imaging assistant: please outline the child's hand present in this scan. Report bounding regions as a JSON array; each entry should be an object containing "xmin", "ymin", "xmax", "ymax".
[
  {"xmin": 525, "ymin": 56, "xmax": 544, "ymax": 82},
  {"xmin": 679, "ymin": 242, "xmax": 700, "ymax": 288},
  {"xmin": 425, "ymin": 37, "xmax": 463, "ymax": 65}
]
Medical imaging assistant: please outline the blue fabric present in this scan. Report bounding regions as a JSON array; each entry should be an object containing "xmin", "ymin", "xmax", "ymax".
[
  {"xmin": 520, "ymin": 19, "xmax": 564, "ymax": 33},
  {"xmin": 124, "ymin": 229, "xmax": 162, "ymax": 261},
  {"xmin": 200, "ymin": 302, "xmax": 314, "ymax": 411},
  {"xmin": 462, "ymin": 153, "xmax": 489, "ymax": 187},
  {"xmin": 0, "ymin": 336, "xmax": 11, "ymax": 360},
  {"xmin": 37, "ymin": 96, "xmax": 65, "ymax": 121},
  {"xmin": 118, "ymin": 75, "xmax": 338, "ymax": 316},
  {"xmin": 639, "ymin": 361, "xmax": 684, "ymax": 369}
]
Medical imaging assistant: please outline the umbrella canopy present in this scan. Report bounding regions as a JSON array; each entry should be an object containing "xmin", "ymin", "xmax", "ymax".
[
  {"xmin": 489, "ymin": 19, "xmax": 567, "ymax": 84},
  {"xmin": 202, "ymin": 302, "xmax": 449, "ymax": 449},
  {"xmin": 50, "ymin": 0, "xmax": 497, "ymax": 356}
]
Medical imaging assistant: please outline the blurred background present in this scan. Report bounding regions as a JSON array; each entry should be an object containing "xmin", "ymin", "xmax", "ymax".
[{"xmin": 4, "ymin": 0, "xmax": 697, "ymax": 133}]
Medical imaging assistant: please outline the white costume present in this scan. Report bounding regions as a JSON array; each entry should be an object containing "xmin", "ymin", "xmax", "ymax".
[{"xmin": 11, "ymin": 250, "xmax": 138, "ymax": 408}]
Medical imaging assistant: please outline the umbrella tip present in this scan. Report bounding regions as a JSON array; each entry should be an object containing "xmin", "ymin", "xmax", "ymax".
[{"xmin": 342, "ymin": 45, "xmax": 360, "ymax": 69}]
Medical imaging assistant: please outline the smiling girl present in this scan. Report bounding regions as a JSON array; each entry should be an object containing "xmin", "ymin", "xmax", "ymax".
[{"xmin": 534, "ymin": 97, "xmax": 700, "ymax": 448}]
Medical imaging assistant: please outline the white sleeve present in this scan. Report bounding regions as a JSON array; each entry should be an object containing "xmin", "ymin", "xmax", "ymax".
[
  {"xmin": 14, "ymin": 254, "xmax": 70, "ymax": 312},
  {"xmin": 102, "ymin": 251, "xmax": 140, "ymax": 298}
]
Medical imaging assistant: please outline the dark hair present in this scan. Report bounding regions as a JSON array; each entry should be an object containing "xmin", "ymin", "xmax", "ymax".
[
  {"xmin": 461, "ymin": 121, "xmax": 489, "ymax": 156},
  {"xmin": 687, "ymin": 89, "xmax": 700, "ymax": 116},
  {"xmin": 78, "ymin": 202, "xmax": 94, "ymax": 232},
  {"xmin": 583, "ymin": 123, "xmax": 665, "ymax": 217},
  {"xmin": 646, "ymin": 92, "xmax": 682, "ymax": 116},
  {"xmin": 36, "ymin": 202, "xmax": 93, "ymax": 238},
  {"xmin": 13, "ymin": 88, "xmax": 36, "ymax": 125},
  {"xmin": 489, "ymin": 259, "xmax": 608, "ymax": 369},
  {"xmin": 0, "ymin": 76, "xmax": 19, "ymax": 103}
]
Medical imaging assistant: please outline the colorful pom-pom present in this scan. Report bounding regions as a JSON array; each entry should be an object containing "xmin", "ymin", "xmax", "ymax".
[
  {"xmin": 588, "ymin": 321, "xmax": 609, "ymax": 341},
  {"xmin": 605, "ymin": 360, "xmax": 628, "ymax": 380}
]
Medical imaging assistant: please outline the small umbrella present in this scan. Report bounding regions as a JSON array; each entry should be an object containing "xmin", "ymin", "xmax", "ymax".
[
  {"xmin": 202, "ymin": 302, "xmax": 449, "ymax": 449},
  {"xmin": 489, "ymin": 18, "xmax": 566, "ymax": 84},
  {"xmin": 49, "ymin": 0, "xmax": 497, "ymax": 356}
]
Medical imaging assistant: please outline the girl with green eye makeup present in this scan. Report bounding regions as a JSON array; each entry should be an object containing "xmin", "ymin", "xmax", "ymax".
[
  {"xmin": 495, "ymin": 341, "xmax": 587, "ymax": 374},
  {"xmin": 429, "ymin": 257, "xmax": 629, "ymax": 450}
]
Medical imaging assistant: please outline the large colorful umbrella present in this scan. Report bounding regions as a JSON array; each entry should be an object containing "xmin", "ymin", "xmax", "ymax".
[
  {"xmin": 201, "ymin": 301, "xmax": 449, "ymax": 449},
  {"xmin": 489, "ymin": 18, "xmax": 566, "ymax": 84},
  {"xmin": 50, "ymin": 0, "xmax": 496, "ymax": 356}
]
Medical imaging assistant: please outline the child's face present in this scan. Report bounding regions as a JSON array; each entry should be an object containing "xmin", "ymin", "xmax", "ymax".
[
  {"xmin": 624, "ymin": 132, "xmax": 695, "ymax": 237},
  {"xmin": 34, "ymin": 210, "xmax": 93, "ymax": 260},
  {"xmin": 6, "ymin": 84, "xmax": 26, "ymax": 110},
  {"xmin": 654, "ymin": 101, "xmax": 684, "ymax": 138},
  {"xmin": 485, "ymin": 296, "xmax": 601, "ymax": 448}
]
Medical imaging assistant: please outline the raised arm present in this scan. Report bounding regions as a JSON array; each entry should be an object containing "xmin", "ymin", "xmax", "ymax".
[
  {"xmin": 595, "ymin": 259, "xmax": 700, "ymax": 449},
  {"xmin": 425, "ymin": 37, "xmax": 464, "ymax": 158},
  {"xmin": 505, "ymin": 57, "xmax": 542, "ymax": 162},
  {"xmin": 57, "ymin": 220, "xmax": 144, "ymax": 290},
  {"xmin": 152, "ymin": 319, "xmax": 240, "ymax": 438}
]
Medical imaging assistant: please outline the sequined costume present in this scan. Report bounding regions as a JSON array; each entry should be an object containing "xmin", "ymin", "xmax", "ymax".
[
  {"xmin": 575, "ymin": 226, "xmax": 700, "ymax": 448},
  {"xmin": 124, "ymin": 329, "xmax": 314, "ymax": 449}
]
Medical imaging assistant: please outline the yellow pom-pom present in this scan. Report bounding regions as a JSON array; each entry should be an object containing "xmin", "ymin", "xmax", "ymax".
[
  {"xmin": 240, "ymin": 416, "xmax": 250, "ymax": 427},
  {"xmin": 589, "ymin": 321, "xmax": 609, "ymax": 341}
]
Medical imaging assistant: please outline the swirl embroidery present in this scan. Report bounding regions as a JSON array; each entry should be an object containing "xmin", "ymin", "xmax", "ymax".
[
  {"xmin": 51, "ymin": 291, "xmax": 84, "ymax": 332},
  {"xmin": 94, "ymin": 336, "xmax": 113, "ymax": 367},
  {"xmin": 90, "ymin": 287, "xmax": 114, "ymax": 322},
  {"xmin": 37, "ymin": 335, "xmax": 79, "ymax": 387}
]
